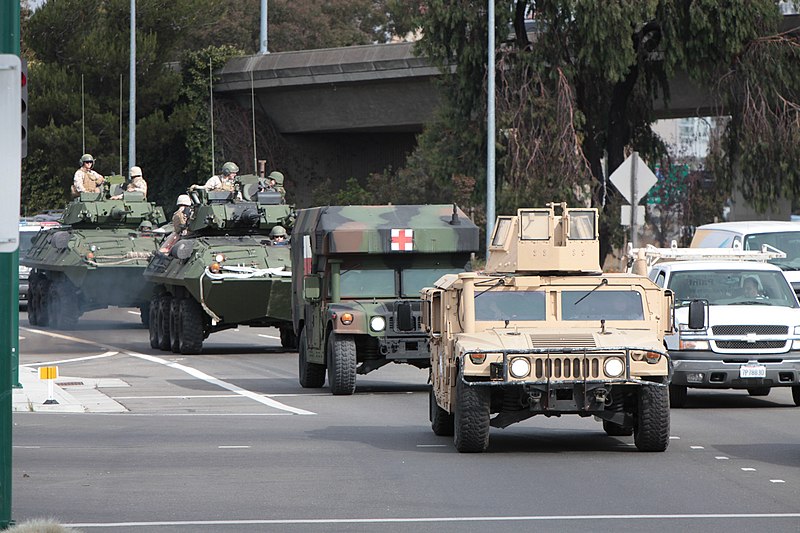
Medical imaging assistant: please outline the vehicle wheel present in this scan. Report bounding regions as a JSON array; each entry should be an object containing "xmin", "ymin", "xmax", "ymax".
[
  {"xmin": 27, "ymin": 276, "xmax": 40, "ymax": 326},
  {"xmin": 139, "ymin": 302, "xmax": 150, "ymax": 328},
  {"xmin": 157, "ymin": 294, "xmax": 172, "ymax": 351},
  {"xmin": 430, "ymin": 387, "xmax": 454, "ymax": 436},
  {"xmin": 603, "ymin": 420, "xmax": 633, "ymax": 437},
  {"xmin": 453, "ymin": 376, "xmax": 490, "ymax": 453},
  {"xmin": 792, "ymin": 386, "xmax": 800, "ymax": 407},
  {"xmin": 298, "ymin": 329, "xmax": 325, "ymax": 388},
  {"xmin": 669, "ymin": 385, "xmax": 688, "ymax": 408},
  {"xmin": 52, "ymin": 280, "xmax": 79, "ymax": 330},
  {"xmin": 280, "ymin": 326, "xmax": 298, "ymax": 350},
  {"xmin": 178, "ymin": 298, "xmax": 204, "ymax": 355},
  {"xmin": 634, "ymin": 385, "xmax": 670, "ymax": 452},
  {"xmin": 36, "ymin": 279, "xmax": 51, "ymax": 327},
  {"xmin": 747, "ymin": 387, "xmax": 770, "ymax": 397},
  {"xmin": 148, "ymin": 295, "xmax": 160, "ymax": 349},
  {"xmin": 327, "ymin": 332, "xmax": 357, "ymax": 395},
  {"xmin": 169, "ymin": 298, "xmax": 181, "ymax": 353}
]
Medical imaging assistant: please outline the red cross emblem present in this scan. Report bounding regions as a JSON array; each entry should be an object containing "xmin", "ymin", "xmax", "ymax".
[{"xmin": 391, "ymin": 229, "xmax": 413, "ymax": 251}]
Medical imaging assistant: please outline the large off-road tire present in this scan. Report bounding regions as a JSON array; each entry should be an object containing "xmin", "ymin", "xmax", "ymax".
[
  {"xmin": 791, "ymin": 386, "xmax": 800, "ymax": 407},
  {"xmin": 747, "ymin": 387, "xmax": 770, "ymax": 397},
  {"xmin": 178, "ymin": 298, "xmax": 204, "ymax": 355},
  {"xmin": 298, "ymin": 329, "xmax": 325, "ymax": 388},
  {"xmin": 27, "ymin": 275, "xmax": 40, "ymax": 326},
  {"xmin": 669, "ymin": 385, "xmax": 688, "ymax": 408},
  {"xmin": 157, "ymin": 294, "xmax": 172, "ymax": 351},
  {"xmin": 327, "ymin": 332, "xmax": 357, "ymax": 395},
  {"xmin": 52, "ymin": 279, "xmax": 79, "ymax": 330},
  {"xmin": 139, "ymin": 302, "xmax": 150, "ymax": 328},
  {"xmin": 430, "ymin": 387, "xmax": 454, "ymax": 436},
  {"xmin": 148, "ymin": 295, "xmax": 160, "ymax": 349},
  {"xmin": 603, "ymin": 420, "xmax": 633, "ymax": 437},
  {"xmin": 280, "ymin": 326, "xmax": 298, "ymax": 351},
  {"xmin": 634, "ymin": 385, "xmax": 670, "ymax": 452},
  {"xmin": 35, "ymin": 278, "xmax": 51, "ymax": 327},
  {"xmin": 453, "ymin": 377, "xmax": 491, "ymax": 453},
  {"xmin": 169, "ymin": 298, "xmax": 181, "ymax": 353}
]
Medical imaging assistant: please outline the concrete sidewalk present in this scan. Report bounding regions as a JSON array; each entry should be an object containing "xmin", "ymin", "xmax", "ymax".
[{"xmin": 12, "ymin": 366, "xmax": 128, "ymax": 413}]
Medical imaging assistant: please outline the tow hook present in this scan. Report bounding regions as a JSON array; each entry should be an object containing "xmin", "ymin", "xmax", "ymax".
[
  {"xmin": 594, "ymin": 388, "xmax": 608, "ymax": 405},
  {"xmin": 527, "ymin": 390, "xmax": 542, "ymax": 408}
]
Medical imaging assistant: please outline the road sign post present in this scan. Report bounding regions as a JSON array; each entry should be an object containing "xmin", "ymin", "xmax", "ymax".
[{"xmin": 609, "ymin": 152, "xmax": 657, "ymax": 249}]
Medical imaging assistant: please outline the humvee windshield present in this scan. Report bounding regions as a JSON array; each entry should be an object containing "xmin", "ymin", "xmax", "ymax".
[
  {"xmin": 668, "ymin": 269, "xmax": 797, "ymax": 307},
  {"xmin": 474, "ymin": 291, "xmax": 546, "ymax": 321},
  {"xmin": 561, "ymin": 290, "xmax": 644, "ymax": 320}
]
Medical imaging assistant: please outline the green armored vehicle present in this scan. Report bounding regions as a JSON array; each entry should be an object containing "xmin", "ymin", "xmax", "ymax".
[
  {"xmin": 292, "ymin": 204, "xmax": 480, "ymax": 395},
  {"xmin": 145, "ymin": 174, "xmax": 294, "ymax": 355},
  {"xmin": 23, "ymin": 176, "xmax": 166, "ymax": 329}
]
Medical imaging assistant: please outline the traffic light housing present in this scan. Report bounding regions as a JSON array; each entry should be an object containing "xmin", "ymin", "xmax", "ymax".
[{"xmin": 20, "ymin": 57, "xmax": 26, "ymax": 159}]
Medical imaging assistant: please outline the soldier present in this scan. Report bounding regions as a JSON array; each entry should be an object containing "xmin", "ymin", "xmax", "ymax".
[
  {"xmin": 268, "ymin": 171, "xmax": 286, "ymax": 201},
  {"xmin": 112, "ymin": 166, "xmax": 148, "ymax": 200},
  {"xmin": 270, "ymin": 225, "xmax": 288, "ymax": 245},
  {"xmin": 172, "ymin": 194, "xmax": 193, "ymax": 234},
  {"xmin": 193, "ymin": 162, "xmax": 239, "ymax": 192},
  {"xmin": 71, "ymin": 153, "xmax": 104, "ymax": 197}
]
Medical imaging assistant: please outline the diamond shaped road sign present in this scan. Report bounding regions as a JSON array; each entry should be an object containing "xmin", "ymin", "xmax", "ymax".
[{"xmin": 609, "ymin": 152, "xmax": 657, "ymax": 205}]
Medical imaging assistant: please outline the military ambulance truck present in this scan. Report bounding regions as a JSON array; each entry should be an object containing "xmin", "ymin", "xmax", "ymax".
[
  {"xmin": 421, "ymin": 203, "xmax": 674, "ymax": 453},
  {"xmin": 292, "ymin": 204, "xmax": 479, "ymax": 395}
]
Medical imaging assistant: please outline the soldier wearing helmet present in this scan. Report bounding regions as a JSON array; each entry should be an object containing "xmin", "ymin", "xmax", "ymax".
[
  {"xmin": 267, "ymin": 170, "xmax": 287, "ymax": 201},
  {"xmin": 138, "ymin": 219, "xmax": 154, "ymax": 236},
  {"xmin": 112, "ymin": 166, "xmax": 148, "ymax": 199},
  {"xmin": 270, "ymin": 225, "xmax": 288, "ymax": 245},
  {"xmin": 172, "ymin": 194, "xmax": 193, "ymax": 234},
  {"xmin": 194, "ymin": 161, "xmax": 239, "ymax": 192},
  {"xmin": 71, "ymin": 153, "xmax": 104, "ymax": 197}
]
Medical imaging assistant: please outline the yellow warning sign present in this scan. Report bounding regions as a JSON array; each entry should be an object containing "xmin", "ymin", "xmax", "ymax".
[{"xmin": 38, "ymin": 366, "xmax": 58, "ymax": 380}]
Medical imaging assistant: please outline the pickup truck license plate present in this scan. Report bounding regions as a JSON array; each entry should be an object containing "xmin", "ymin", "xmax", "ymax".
[{"xmin": 739, "ymin": 364, "xmax": 767, "ymax": 378}]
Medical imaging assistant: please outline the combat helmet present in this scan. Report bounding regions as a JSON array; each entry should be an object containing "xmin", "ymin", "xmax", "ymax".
[
  {"xmin": 80, "ymin": 153, "xmax": 95, "ymax": 164},
  {"xmin": 138, "ymin": 220, "xmax": 153, "ymax": 231},
  {"xmin": 270, "ymin": 225, "xmax": 287, "ymax": 238},
  {"xmin": 221, "ymin": 162, "xmax": 239, "ymax": 176},
  {"xmin": 268, "ymin": 171, "xmax": 284, "ymax": 186},
  {"xmin": 176, "ymin": 194, "xmax": 192, "ymax": 207}
]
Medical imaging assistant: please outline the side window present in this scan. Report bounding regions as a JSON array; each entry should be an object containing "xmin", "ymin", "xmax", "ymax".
[{"xmin": 653, "ymin": 271, "xmax": 666, "ymax": 287}]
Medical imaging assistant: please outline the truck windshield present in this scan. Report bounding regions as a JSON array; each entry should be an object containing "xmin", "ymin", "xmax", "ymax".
[
  {"xmin": 401, "ymin": 268, "xmax": 463, "ymax": 297},
  {"xmin": 474, "ymin": 291, "xmax": 546, "ymax": 321},
  {"xmin": 561, "ymin": 290, "xmax": 644, "ymax": 320},
  {"xmin": 339, "ymin": 269, "xmax": 396, "ymax": 298},
  {"xmin": 668, "ymin": 269, "xmax": 798, "ymax": 307}
]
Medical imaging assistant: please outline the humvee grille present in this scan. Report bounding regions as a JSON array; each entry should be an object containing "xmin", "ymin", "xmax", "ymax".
[
  {"xmin": 533, "ymin": 356, "xmax": 602, "ymax": 379},
  {"xmin": 529, "ymin": 334, "xmax": 596, "ymax": 348}
]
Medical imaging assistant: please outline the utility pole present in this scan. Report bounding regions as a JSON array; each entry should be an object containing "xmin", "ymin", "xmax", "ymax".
[
  {"xmin": 259, "ymin": 0, "xmax": 269, "ymax": 54},
  {"xmin": 128, "ymin": 0, "xmax": 136, "ymax": 169},
  {"xmin": 486, "ymin": 0, "xmax": 496, "ymax": 257}
]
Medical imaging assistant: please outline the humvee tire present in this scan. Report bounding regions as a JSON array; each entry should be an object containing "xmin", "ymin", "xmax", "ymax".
[
  {"xmin": 747, "ymin": 387, "xmax": 770, "ymax": 397},
  {"xmin": 792, "ymin": 386, "xmax": 800, "ymax": 407},
  {"xmin": 634, "ymin": 385, "xmax": 670, "ymax": 452},
  {"xmin": 430, "ymin": 387, "xmax": 454, "ymax": 436},
  {"xmin": 327, "ymin": 332, "xmax": 357, "ymax": 395},
  {"xmin": 157, "ymin": 294, "xmax": 172, "ymax": 351},
  {"xmin": 169, "ymin": 298, "xmax": 181, "ymax": 353},
  {"xmin": 603, "ymin": 420, "xmax": 633, "ymax": 437},
  {"xmin": 179, "ymin": 298, "xmax": 204, "ymax": 355},
  {"xmin": 298, "ymin": 329, "xmax": 325, "ymax": 388},
  {"xmin": 148, "ymin": 294, "xmax": 160, "ymax": 349},
  {"xmin": 669, "ymin": 385, "xmax": 687, "ymax": 408},
  {"xmin": 453, "ymin": 377, "xmax": 490, "ymax": 453}
]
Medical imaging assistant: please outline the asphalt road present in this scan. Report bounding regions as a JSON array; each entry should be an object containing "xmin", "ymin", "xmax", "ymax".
[{"xmin": 11, "ymin": 308, "xmax": 800, "ymax": 532}]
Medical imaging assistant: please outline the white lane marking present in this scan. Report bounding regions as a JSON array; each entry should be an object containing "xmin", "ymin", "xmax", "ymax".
[
  {"xmin": 218, "ymin": 445, "xmax": 250, "ymax": 449},
  {"xmin": 690, "ymin": 446, "xmax": 705, "ymax": 450},
  {"xmin": 416, "ymin": 444, "xmax": 447, "ymax": 448},
  {"xmin": 127, "ymin": 310, "xmax": 141, "ymax": 316},
  {"xmin": 258, "ymin": 334, "xmax": 280, "ymax": 340},
  {"xmin": 92, "ymin": 413, "xmax": 293, "ymax": 417},
  {"xmin": 21, "ymin": 327, "xmax": 315, "ymax": 416},
  {"xmin": 715, "ymin": 456, "xmax": 729, "ymax": 460},
  {"xmin": 770, "ymin": 480, "xmax": 785, "ymax": 483},
  {"xmin": 64, "ymin": 513, "xmax": 800, "ymax": 528},
  {"xmin": 112, "ymin": 392, "xmax": 331, "ymax": 400},
  {"xmin": 741, "ymin": 468, "xmax": 757, "ymax": 472},
  {"xmin": 669, "ymin": 436, "xmax": 680, "ymax": 440},
  {"xmin": 18, "ymin": 335, "xmax": 25, "ymax": 340},
  {"xmin": 22, "ymin": 351, "xmax": 118, "ymax": 367},
  {"xmin": 13, "ymin": 446, "xmax": 40, "ymax": 449}
]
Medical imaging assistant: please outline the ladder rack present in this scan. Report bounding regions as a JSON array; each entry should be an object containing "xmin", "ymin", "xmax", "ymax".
[{"xmin": 627, "ymin": 241, "xmax": 786, "ymax": 270}]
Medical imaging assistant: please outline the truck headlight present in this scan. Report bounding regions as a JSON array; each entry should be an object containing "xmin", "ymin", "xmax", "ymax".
[
  {"xmin": 509, "ymin": 357, "xmax": 531, "ymax": 378},
  {"xmin": 603, "ymin": 357, "xmax": 625, "ymax": 378},
  {"xmin": 370, "ymin": 316, "xmax": 386, "ymax": 332},
  {"xmin": 679, "ymin": 340, "xmax": 709, "ymax": 350}
]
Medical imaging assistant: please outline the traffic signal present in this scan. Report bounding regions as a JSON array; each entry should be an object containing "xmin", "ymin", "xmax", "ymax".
[{"xmin": 20, "ymin": 57, "xmax": 27, "ymax": 159}]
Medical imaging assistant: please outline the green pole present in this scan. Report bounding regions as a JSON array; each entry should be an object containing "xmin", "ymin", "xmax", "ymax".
[{"xmin": 1, "ymin": 0, "xmax": 21, "ymax": 528}]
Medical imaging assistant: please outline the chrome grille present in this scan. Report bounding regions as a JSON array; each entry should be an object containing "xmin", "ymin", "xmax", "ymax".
[
  {"xmin": 716, "ymin": 341, "xmax": 787, "ymax": 349},
  {"xmin": 712, "ymin": 325, "xmax": 788, "ymax": 335},
  {"xmin": 529, "ymin": 334, "xmax": 596, "ymax": 349}
]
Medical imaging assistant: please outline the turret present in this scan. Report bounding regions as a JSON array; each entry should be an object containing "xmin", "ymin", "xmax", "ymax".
[
  {"xmin": 61, "ymin": 175, "xmax": 166, "ymax": 227},
  {"xmin": 484, "ymin": 202, "xmax": 601, "ymax": 275}
]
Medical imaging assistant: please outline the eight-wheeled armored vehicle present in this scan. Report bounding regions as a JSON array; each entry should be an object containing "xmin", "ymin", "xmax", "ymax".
[
  {"xmin": 421, "ymin": 203, "xmax": 674, "ymax": 452},
  {"xmin": 292, "ymin": 204, "xmax": 480, "ymax": 395},
  {"xmin": 23, "ymin": 176, "xmax": 166, "ymax": 329},
  {"xmin": 144, "ymin": 174, "xmax": 294, "ymax": 354}
]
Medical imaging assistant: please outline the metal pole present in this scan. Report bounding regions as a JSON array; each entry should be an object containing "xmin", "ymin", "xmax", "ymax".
[
  {"xmin": 486, "ymin": 0, "xmax": 496, "ymax": 257},
  {"xmin": 251, "ymin": 70, "xmax": 257, "ymax": 174},
  {"xmin": 81, "ymin": 74, "xmax": 85, "ymax": 153},
  {"xmin": 209, "ymin": 58, "xmax": 215, "ymax": 174},
  {"xmin": 128, "ymin": 0, "xmax": 136, "ymax": 168},
  {"xmin": 259, "ymin": 0, "xmax": 269, "ymax": 54},
  {"xmin": 631, "ymin": 151, "xmax": 639, "ymax": 248}
]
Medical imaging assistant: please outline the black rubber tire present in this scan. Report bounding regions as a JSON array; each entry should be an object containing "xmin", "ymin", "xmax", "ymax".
[
  {"xmin": 747, "ymin": 387, "xmax": 770, "ymax": 397},
  {"xmin": 430, "ymin": 387, "xmax": 454, "ymax": 436},
  {"xmin": 178, "ymin": 298, "xmax": 204, "ymax": 355},
  {"xmin": 148, "ymin": 295, "xmax": 160, "ymax": 349},
  {"xmin": 157, "ymin": 294, "xmax": 172, "ymax": 351},
  {"xmin": 27, "ymin": 275, "xmax": 40, "ymax": 326},
  {"xmin": 36, "ymin": 279, "xmax": 50, "ymax": 327},
  {"xmin": 298, "ymin": 329, "xmax": 326, "ymax": 388},
  {"xmin": 139, "ymin": 302, "xmax": 150, "ymax": 328},
  {"xmin": 453, "ymin": 377, "xmax": 491, "ymax": 453},
  {"xmin": 52, "ymin": 280, "xmax": 79, "ymax": 330},
  {"xmin": 669, "ymin": 385, "xmax": 688, "ymax": 408},
  {"xmin": 327, "ymin": 332, "xmax": 357, "ymax": 395},
  {"xmin": 603, "ymin": 420, "xmax": 633, "ymax": 437},
  {"xmin": 280, "ymin": 326, "xmax": 298, "ymax": 350},
  {"xmin": 792, "ymin": 386, "xmax": 800, "ymax": 407},
  {"xmin": 634, "ymin": 385, "xmax": 670, "ymax": 452},
  {"xmin": 169, "ymin": 298, "xmax": 181, "ymax": 353}
]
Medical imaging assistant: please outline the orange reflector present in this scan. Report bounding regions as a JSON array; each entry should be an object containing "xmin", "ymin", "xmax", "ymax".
[
  {"xmin": 645, "ymin": 351, "xmax": 661, "ymax": 363},
  {"xmin": 340, "ymin": 313, "xmax": 354, "ymax": 325},
  {"xmin": 469, "ymin": 353, "xmax": 486, "ymax": 364},
  {"xmin": 86, "ymin": 252, "xmax": 94, "ymax": 260},
  {"xmin": 209, "ymin": 262, "xmax": 221, "ymax": 273}
]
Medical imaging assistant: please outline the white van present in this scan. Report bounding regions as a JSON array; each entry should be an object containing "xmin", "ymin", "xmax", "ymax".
[{"xmin": 691, "ymin": 221, "xmax": 800, "ymax": 294}]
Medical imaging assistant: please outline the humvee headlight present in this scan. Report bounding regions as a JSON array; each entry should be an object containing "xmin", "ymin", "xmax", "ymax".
[
  {"xmin": 603, "ymin": 357, "xmax": 625, "ymax": 378},
  {"xmin": 509, "ymin": 357, "xmax": 531, "ymax": 379},
  {"xmin": 214, "ymin": 253, "xmax": 225, "ymax": 263},
  {"xmin": 209, "ymin": 262, "xmax": 221, "ymax": 273},
  {"xmin": 340, "ymin": 313, "xmax": 354, "ymax": 325},
  {"xmin": 369, "ymin": 316, "xmax": 386, "ymax": 331}
]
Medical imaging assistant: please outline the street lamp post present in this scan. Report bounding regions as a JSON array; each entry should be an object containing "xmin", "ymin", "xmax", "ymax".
[{"xmin": 486, "ymin": 0, "xmax": 496, "ymax": 257}]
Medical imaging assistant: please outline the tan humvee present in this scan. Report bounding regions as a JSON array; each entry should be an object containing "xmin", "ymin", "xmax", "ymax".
[{"xmin": 421, "ymin": 203, "xmax": 674, "ymax": 453}]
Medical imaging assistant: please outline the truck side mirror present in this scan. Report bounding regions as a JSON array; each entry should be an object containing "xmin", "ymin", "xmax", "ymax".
[
  {"xmin": 304, "ymin": 275, "xmax": 320, "ymax": 300},
  {"xmin": 687, "ymin": 299, "xmax": 706, "ymax": 330}
]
